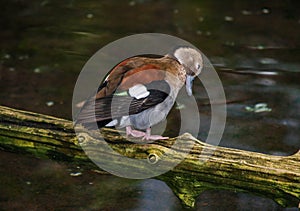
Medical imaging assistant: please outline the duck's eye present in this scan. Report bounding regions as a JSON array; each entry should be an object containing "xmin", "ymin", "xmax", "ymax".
[{"xmin": 196, "ymin": 63, "xmax": 201, "ymax": 70}]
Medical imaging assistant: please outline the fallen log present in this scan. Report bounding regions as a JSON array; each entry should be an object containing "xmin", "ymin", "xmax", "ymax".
[{"xmin": 0, "ymin": 105, "xmax": 299, "ymax": 208}]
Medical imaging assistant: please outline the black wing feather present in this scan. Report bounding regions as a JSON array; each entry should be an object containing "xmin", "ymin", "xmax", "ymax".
[{"xmin": 75, "ymin": 80, "xmax": 170, "ymax": 128}]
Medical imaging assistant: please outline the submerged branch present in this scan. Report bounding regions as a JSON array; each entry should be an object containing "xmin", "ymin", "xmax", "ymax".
[{"xmin": 0, "ymin": 105, "xmax": 299, "ymax": 208}]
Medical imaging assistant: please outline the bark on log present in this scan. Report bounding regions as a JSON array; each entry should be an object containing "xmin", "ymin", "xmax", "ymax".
[{"xmin": 0, "ymin": 105, "xmax": 299, "ymax": 208}]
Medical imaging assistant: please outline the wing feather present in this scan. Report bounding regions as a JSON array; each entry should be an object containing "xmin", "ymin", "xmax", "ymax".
[{"xmin": 76, "ymin": 80, "xmax": 170, "ymax": 128}]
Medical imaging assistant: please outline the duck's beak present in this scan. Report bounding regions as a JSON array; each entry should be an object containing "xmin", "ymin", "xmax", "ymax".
[{"xmin": 186, "ymin": 75, "xmax": 194, "ymax": 96}]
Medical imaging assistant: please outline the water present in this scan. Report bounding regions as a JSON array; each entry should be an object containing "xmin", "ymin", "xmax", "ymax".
[{"xmin": 1, "ymin": 0, "xmax": 300, "ymax": 210}]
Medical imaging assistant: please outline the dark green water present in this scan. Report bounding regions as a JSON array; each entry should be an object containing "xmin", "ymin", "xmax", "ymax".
[{"xmin": 1, "ymin": 0, "xmax": 300, "ymax": 210}]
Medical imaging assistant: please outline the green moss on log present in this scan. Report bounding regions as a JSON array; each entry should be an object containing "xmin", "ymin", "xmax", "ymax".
[{"xmin": 0, "ymin": 105, "xmax": 299, "ymax": 208}]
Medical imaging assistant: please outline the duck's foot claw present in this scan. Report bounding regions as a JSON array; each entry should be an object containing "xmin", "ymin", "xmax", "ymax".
[
  {"xmin": 142, "ymin": 128, "xmax": 169, "ymax": 140},
  {"xmin": 142, "ymin": 135, "xmax": 169, "ymax": 141},
  {"xmin": 126, "ymin": 126, "xmax": 168, "ymax": 141}
]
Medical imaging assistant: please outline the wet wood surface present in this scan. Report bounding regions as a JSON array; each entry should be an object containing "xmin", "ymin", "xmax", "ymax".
[{"xmin": 0, "ymin": 105, "xmax": 299, "ymax": 208}]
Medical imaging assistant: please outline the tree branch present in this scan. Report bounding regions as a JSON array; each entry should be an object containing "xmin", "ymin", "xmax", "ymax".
[{"xmin": 0, "ymin": 105, "xmax": 299, "ymax": 208}]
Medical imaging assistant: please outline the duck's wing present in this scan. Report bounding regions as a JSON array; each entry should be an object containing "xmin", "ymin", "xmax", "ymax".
[{"xmin": 75, "ymin": 56, "xmax": 172, "ymax": 128}]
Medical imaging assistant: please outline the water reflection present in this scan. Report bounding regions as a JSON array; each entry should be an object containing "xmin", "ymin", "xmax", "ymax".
[
  {"xmin": 196, "ymin": 190, "xmax": 294, "ymax": 211},
  {"xmin": 0, "ymin": 151, "xmax": 184, "ymax": 211},
  {"xmin": 216, "ymin": 70, "xmax": 300, "ymax": 155},
  {"xmin": 1, "ymin": 0, "xmax": 300, "ymax": 210}
]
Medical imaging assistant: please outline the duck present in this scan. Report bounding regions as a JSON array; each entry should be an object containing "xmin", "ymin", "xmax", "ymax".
[{"xmin": 75, "ymin": 47, "xmax": 203, "ymax": 140}]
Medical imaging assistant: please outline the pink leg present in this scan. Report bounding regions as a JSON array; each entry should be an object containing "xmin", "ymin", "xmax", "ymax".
[
  {"xmin": 142, "ymin": 128, "xmax": 169, "ymax": 140},
  {"xmin": 126, "ymin": 126, "xmax": 145, "ymax": 138}
]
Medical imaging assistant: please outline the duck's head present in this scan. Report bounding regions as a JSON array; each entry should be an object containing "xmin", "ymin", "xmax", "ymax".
[{"xmin": 173, "ymin": 47, "xmax": 203, "ymax": 96}]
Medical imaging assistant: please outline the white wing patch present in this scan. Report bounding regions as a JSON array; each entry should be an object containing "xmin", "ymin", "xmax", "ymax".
[
  {"xmin": 128, "ymin": 84, "xmax": 150, "ymax": 99},
  {"xmin": 105, "ymin": 119, "xmax": 118, "ymax": 127},
  {"xmin": 119, "ymin": 116, "xmax": 130, "ymax": 127}
]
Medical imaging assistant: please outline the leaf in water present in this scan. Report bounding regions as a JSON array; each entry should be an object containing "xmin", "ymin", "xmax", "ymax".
[{"xmin": 245, "ymin": 103, "xmax": 272, "ymax": 113}]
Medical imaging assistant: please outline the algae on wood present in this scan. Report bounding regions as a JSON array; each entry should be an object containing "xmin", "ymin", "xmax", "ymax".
[{"xmin": 0, "ymin": 105, "xmax": 299, "ymax": 208}]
